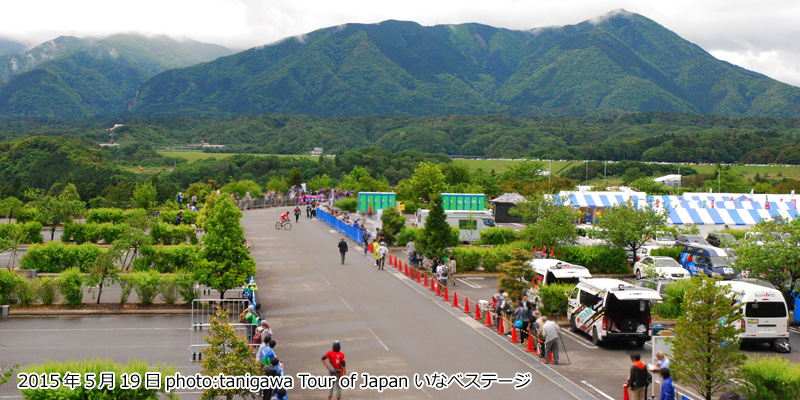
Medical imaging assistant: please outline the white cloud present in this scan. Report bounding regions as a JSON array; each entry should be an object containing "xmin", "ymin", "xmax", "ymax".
[{"xmin": 0, "ymin": 0, "xmax": 798, "ymax": 86}]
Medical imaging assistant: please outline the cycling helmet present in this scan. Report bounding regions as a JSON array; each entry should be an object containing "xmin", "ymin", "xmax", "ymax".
[{"xmin": 332, "ymin": 340, "xmax": 341, "ymax": 352}]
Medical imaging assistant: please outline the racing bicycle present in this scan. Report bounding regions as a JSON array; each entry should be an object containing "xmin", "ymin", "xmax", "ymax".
[{"xmin": 275, "ymin": 220, "xmax": 292, "ymax": 230}]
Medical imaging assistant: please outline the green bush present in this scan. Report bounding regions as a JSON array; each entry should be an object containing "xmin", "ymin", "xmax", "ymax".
[
  {"xmin": 86, "ymin": 208, "xmax": 125, "ymax": 224},
  {"xmin": 37, "ymin": 277, "xmax": 59, "ymax": 305},
  {"xmin": 538, "ymin": 283, "xmax": 575, "ymax": 316},
  {"xmin": 118, "ymin": 274, "xmax": 134, "ymax": 305},
  {"xmin": 0, "ymin": 221, "xmax": 43, "ymax": 243},
  {"xmin": 130, "ymin": 270, "xmax": 161, "ymax": 305},
  {"xmin": 159, "ymin": 274, "xmax": 178, "ymax": 304},
  {"xmin": 175, "ymin": 273, "xmax": 199, "ymax": 303},
  {"xmin": 20, "ymin": 358, "xmax": 176, "ymax": 400},
  {"xmin": 149, "ymin": 222, "xmax": 198, "ymax": 245},
  {"xmin": 63, "ymin": 222, "xmax": 126, "ymax": 244},
  {"xmin": 15, "ymin": 207, "xmax": 44, "ymax": 224},
  {"xmin": 136, "ymin": 244, "xmax": 199, "ymax": 273},
  {"xmin": 57, "ymin": 268, "xmax": 84, "ymax": 306},
  {"xmin": 654, "ymin": 279, "xmax": 695, "ymax": 319},
  {"xmin": 402, "ymin": 199, "xmax": 424, "ymax": 214},
  {"xmin": 451, "ymin": 246, "xmax": 485, "ymax": 271},
  {"xmin": 381, "ymin": 207, "xmax": 406, "ymax": 236},
  {"xmin": 739, "ymin": 355, "xmax": 800, "ymax": 400},
  {"xmin": 478, "ymin": 227, "xmax": 518, "ymax": 246},
  {"xmin": 397, "ymin": 226, "xmax": 423, "ymax": 247},
  {"xmin": 159, "ymin": 209, "xmax": 197, "ymax": 225},
  {"xmin": 13, "ymin": 277, "xmax": 38, "ymax": 307},
  {"xmin": 0, "ymin": 269, "xmax": 18, "ymax": 304},
  {"xmin": 482, "ymin": 245, "xmax": 512, "ymax": 273},
  {"xmin": 651, "ymin": 246, "xmax": 683, "ymax": 262},
  {"xmin": 559, "ymin": 245, "xmax": 628, "ymax": 274},
  {"xmin": 20, "ymin": 242, "xmax": 104, "ymax": 273},
  {"xmin": 334, "ymin": 197, "xmax": 358, "ymax": 212}
]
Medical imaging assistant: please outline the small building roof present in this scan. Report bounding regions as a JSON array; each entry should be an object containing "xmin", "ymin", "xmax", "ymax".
[{"xmin": 491, "ymin": 193, "xmax": 528, "ymax": 204}]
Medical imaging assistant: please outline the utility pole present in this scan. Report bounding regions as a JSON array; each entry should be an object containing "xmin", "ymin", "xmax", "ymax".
[{"xmin": 718, "ymin": 164, "xmax": 721, "ymax": 193}]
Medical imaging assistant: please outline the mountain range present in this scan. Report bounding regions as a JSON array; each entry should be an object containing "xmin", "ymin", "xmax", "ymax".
[{"xmin": 2, "ymin": 10, "xmax": 800, "ymax": 119}]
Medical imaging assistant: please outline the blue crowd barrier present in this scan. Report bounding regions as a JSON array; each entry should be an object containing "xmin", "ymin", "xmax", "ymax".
[{"xmin": 317, "ymin": 209, "xmax": 364, "ymax": 246}]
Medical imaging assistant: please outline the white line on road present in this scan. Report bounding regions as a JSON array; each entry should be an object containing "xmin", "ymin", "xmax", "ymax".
[
  {"xmin": 456, "ymin": 278, "xmax": 481, "ymax": 288},
  {"xmin": 0, "ymin": 327, "xmax": 177, "ymax": 332},
  {"xmin": 558, "ymin": 329, "xmax": 598, "ymax": 349},
  {"xmin": 368, "ymin": 328, "xmax": 389, "ymax": 350},
  {"xmin": 580, "ymin": 381, "xmax": 615, "ymax": 400},
  {"xmin": 321, "ymin": 275, "xmax": 332, "ymax": 286},
  {"xmin": 339, "ymin": 296, "xmax": 355, "ymax": 312},
  {"xmin": 512, "ymin": 223, "xmax": 525, "ymax": 227}
]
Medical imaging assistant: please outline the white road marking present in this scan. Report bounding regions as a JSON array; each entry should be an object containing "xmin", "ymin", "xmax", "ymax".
[
  {"xmin": 512, "ymin": 223, "xmax": 525, "ymax": 227},
  {"xmin": 0, "ymin": 327, "xmax": 176, "ymax": 332},
  {"xmin": 581, "ymin": 381, "xmax": 615, "ymax": 400},
  {"xmin": 321, "ymin": 275, "xmax": 332, "ymax": 286},
  {"xmin": 368, "ymin": 328, "xmax": 389, "ymax": 350},
  {"xmin": 339, "ymin": 296, "xmax": 355, "ymax": 312},
  {"xmin": 456, "ymin": 278, "xmax": 481, "ymax": 288},
  {"xmin": 328, "ymin": 230, "xmax": 338, "ymax": 234},
  {"xmin": 558, "ymin": 329, "xmax": 599, "ymax": 349}
]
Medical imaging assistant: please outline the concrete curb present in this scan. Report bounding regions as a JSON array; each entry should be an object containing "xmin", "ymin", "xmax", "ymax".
[{"xmin": 8, "ymin": 309, "xmax": 192, "ymax": 317}]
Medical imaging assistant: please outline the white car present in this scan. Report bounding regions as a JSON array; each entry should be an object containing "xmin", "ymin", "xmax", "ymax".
[
  {"xmin": 649, "ymin": 233, "xmax": 676, "ymax": 247},
  {"xmin": 633, "ymin": 256, "xmax": 691, "ymax": 280}
]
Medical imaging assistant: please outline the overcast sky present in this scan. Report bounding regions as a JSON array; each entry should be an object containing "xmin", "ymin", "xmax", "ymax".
[{"xmin": 2, "ymin": 0, "xmax": 799, "ymax": 86}]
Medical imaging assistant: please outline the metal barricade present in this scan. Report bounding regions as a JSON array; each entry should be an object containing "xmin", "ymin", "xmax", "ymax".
[{"xmin": 189, "ymin": 298, "xmax": 259, "ymax": 362}]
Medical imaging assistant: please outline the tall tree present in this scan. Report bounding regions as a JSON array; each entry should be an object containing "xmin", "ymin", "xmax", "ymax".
[
  {"xmin": 406, "ymin": 162, "xmax": 446, "ymax": 202},
  {"xmin": 131, "ymin": 182, "xmax": 157, "ymax": 211},
  {"xmin": 512, "ymin": 195, "xmax": 581, "ymax": 248},
  {"xmin": 36, "ymin": 184, "xmax": 85, "ymax": 241},
  {"xmin": 497, "ymin": 248, "xmax": 536, "ymax": 300},
  {"xmin": 669, "ymin": 278, "xmax": 746, "ymax": 400},
  {"xmin": 735, "ymin": 217, "xmax": 800, "ymax": 292},
  {"xmin": 194, "ymin": 198, "xmax": 256, "ymax": 299},
  {"xmin": 419, "ymin": 194, "xmax": 458, "ymax": 259},
  {"xmin": 596, "ymin": 200, "xmax": 667, "ymax": 256}
]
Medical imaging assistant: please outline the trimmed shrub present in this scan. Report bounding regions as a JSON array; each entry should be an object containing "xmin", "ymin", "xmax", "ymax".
[
  {"xmin": 159, "ymin": 209, "xmax": 197, "ymax": 226},
  {"xmin": 334, "ymin": 197, "xmax": 358, "ymax": 212},
  {"xmin": 739, "ymin": 355, "xmax": 800, "ymax": 400},
  {"xmin": 175, "ymin": 273, "xmax": 199, "ymax": 303},
  {"xmin": 159, "ymin": 274, "xmax": 178, "ymax": 304},
  {"xmin": 0, "ymin": 221, "xmax": 43, "ymax": 243},
  {"xmin": 13, "ymin": 277, "xmax": 38, "ymax": 307},
  {"xmin": 654, "ymin": 279, "xmax": 695, "ymax": 319},
  {"xmin": 20, "ymin": 242, "xmax": 104, "ymax": 273},
  {"xmin": 86, "ymin": 208, "xmax": 125, "ymax": 224},
  {"xmin": 56, "ymin": 268, "xmax": 84, "ymax": 306},
  {"xmin": 397, "ymin": 226, "xmax": 423, "ymax": 247},
  {"xmin": 118, "ymin": 274, "xmax": 134, "ymax": 305},
  {"xmin": 0, "ymin": 269, "xmax": 18, "ymax": 304},
  {"xmin": 130, "ymin": 270, "xmax": 161, "ymax": 305},
  {"xmin": 451, "ymin": 246, "xmax": 485, "ymax": 272},
  {"xmin": 559, "ymin": 245, "xmax": 628, "ymax": 274},
  {"xmin": 15, "ymin": 207, "xmax": 44, "ymax": 224},
  {"xmin": 482, "ymin": 245, "xmax": 512, "ymax": 273},
  {"xmin": 538, "ymin": 282, "xmax": 575, "ymax": 316},
  {"xmin": 38, "ymin": 277, "xmax": 59, "ymax": 305},
  {"xmin": 63, "ymin": 222, "xmax": 127, "ymax": 244},
  {"xmin": 651, "ymin": 246, "xmax": 683, "ymax": 262},
  {"xmin": 478, "ymin": 227, "xmax": 518, "ymax": 246},
  {"xmin": 20, "ymin": 358, "xmax": 176, "ymax": 400},
  {"xmin": 402, "ymin": 199, "xmax": 424, "ymax": 214},
  {"xmin": 136, "ymin": 244, "xmax": 199, "ymax": 273},
  {"xmin": 150, "ymin": 222, "xmax": 198, "ymax": 245}
]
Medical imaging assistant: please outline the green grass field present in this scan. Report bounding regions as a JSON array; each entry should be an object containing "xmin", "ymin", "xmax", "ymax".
[{"xmin": 157, "ymin": 150, "xmax": 321, "ymax": 163}]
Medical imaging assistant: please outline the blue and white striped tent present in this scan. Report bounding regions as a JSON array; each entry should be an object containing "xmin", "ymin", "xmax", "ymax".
[
  {"xmin": 664, "ymin": 207, "xmax": 799, "ymax": 226},
  {"xmin": 553, "ymin": 192, "xmax": 643, "ymax": 209}
]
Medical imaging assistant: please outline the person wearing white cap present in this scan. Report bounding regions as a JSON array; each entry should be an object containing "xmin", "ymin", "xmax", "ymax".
[{"xmin": 377, "ymin": 242, "xmax": 388, "ymax": 270}]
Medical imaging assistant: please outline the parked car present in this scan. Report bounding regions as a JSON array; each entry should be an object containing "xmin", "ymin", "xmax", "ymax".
[
  {"xmin": 679, "ymin": 244, "xmax": 738, "ymax": 279},
  {"xmin": 675, "ymin": 234, "xmax": 710, "ymax": 247},
  {"xmin": 633, "ymin": 256, "xmax": 691, "ymax": 280},
  {"xmin": 633, "ymin": 278, "xmax": 682, "ymax": 298},
  {"xmin": 649, "ymin": 232, "xmax": 676, "ymax": 247},
  {"xmin": 626, "ymin": 245, "xmax": 661, "ymax": 263},
  {"xmin": 707, "ymin": 232, "xmax": 738, "ymax": 248}
]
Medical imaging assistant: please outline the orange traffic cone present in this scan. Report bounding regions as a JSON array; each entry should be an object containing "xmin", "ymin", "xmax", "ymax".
[
  {"xmin": 484, "ymin": 309, "xmax": 492, "ymax": 326},
  {"xmin": 463, "ymin": 297, "xmax": 471, "ymax": 313},
  {"xmin": 498, "ymin": 318, "xmax": 505, "ymax": 335},
  {"xmin": 534, "ymin": 246, "xmax": 538, "ymax": 253},
  {"xmin": 436, "ymin": 282, "xmax": 441, "ymax": 296},
  {"xmin": 430, "ymin": 276, "xmax": 435, "ymax": 291},
  {"xmin": 510, "ymin": 326, "xmax": 519, "ymax": 343},
  {"xmin": 526, "ymin": 335, "xmax": 536, "ymax": 353},
  {"xmin": 444, "ymin": 287, "xmax": 450, "ymax": 302},
  {"xmin": 388, "ymin": 254, "xmax": 392, "ymax": 265},
  {"xmin": 551, "ymin": 247, "xmax": 555, "ymax": 257},
  {"xmin": 452, "ymin": 292, "xmax": 459, "ymax": 308},
  {"xmin": 542, "ymin": 245, "xmax": 547, "ymax": 255},
  {"xmin": 424, "ymin": 273, "xmax": 428, "ymax": 287},
  {"xmin": 404, "ymin": 263, "xmax": 409, "ymax": 275},
  {"xmin": 623, "ymin": 385, "xmax": 630, "ymax": 400},
  {"xmin": 416, "ymin": 269, "xmax": 422, "ymax": 283},
  {"xmin": 475, "ymin": 302, "xmax": 482, "ymax": 320}
]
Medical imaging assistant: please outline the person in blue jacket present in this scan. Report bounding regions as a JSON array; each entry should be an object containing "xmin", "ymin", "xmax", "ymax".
[{"xmin": 660, "ymin": 368, "xmax": 674, "ymax": 400}]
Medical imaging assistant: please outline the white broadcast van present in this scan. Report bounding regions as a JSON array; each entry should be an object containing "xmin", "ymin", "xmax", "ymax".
[
  {"xmin": 718, "ymin": 280, "xmax": 791, "ymax": 353},
  {"xmin": 525, "ymin": 259, "xmax": 592, "ymax": 310},
  {"xmin": 568, "ymin": 278, "xmax": 662, "ymax": 347},
  {"xmin": 416, "ymin": 209, "xmax": 495, "ymax": 243}
]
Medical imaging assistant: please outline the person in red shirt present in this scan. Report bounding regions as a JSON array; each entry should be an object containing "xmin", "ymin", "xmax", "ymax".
[
  {"xmin": 321, "ymin": 341, "xmax": 346, "ymax": 400},
  {"xmin": 280, "ymin": 211, "xmax": 289, "ymax": 225}
]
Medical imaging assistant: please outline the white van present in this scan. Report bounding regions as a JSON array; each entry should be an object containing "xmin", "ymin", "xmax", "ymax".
[
  {"xmin": 568, "ymin": 278, "xmax": 662, "ymax": 347},
  {"xmin": 718, "ymin": 281, "xmax": 791, "ymax": 353},
  {"xmin": 525, "ymin": 259, "xmax": 592, "ymax": 310},
  {"xmin": 417, "ymin": 209, "xmax": 495, "ymax": 243}
]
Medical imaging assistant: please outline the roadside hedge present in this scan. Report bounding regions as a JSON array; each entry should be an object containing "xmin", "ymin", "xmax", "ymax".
[
  {"xmin": 651, "ymin": 246, "xmax": 683, "ymax": 262},
  {"xmin": 451, "ymin": 241, "xmax": 530, "ymax": 273},
  {"xmin": 62, "ymin": 222, "xmax": 126, "ymax": 244},
  {"xmin": 19, "ymin": 242, "xmax": 104, "ymax": 273},
  {"xmin": 739, "ymin": 355, "xmax": 800, "ymax": 400},
  {"xmin": 150, "ymin": 222, "xmax": 198, "ymax": 245},
  {"xmin": 159, "ymin": 209, "xmax": 197, "ymax": 225},
  {"xmin": 0, "ymin": 221, "xmax": 43, "ymax": 243},
  {"xmin": 86, "ymin": 208, "xmax": 148, "ymax": 224},
  {"xmin": 136, "ymin": 244, "xmax": 200, "ymax": 273},
  {"xmin": 478, "ymin": 227, "xmax": 518, "ymax": 246},
  {"xmin": 334, "ymin": 198, "xmax": 357, "ymax": 212},
  {"xmin": 559, "ymin": 245, "xmax": 628, "ymax": 274}
]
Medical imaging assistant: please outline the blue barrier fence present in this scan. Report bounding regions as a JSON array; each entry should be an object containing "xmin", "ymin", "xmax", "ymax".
[{"xmin": 317, "ymin": 209, "xmax": 364, "ymax": 246}]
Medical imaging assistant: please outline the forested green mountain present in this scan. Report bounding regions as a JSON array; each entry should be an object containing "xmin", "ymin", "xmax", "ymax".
[
  {"xmin": 0, "ymin": 34, "xmax": 233, "ymax": 118},
  {"xmin": 130, "ymin": 10, "xmax": 800, "ymax": 118},
  {"xmin": 0, "ymin": 38, "xmax": 25, "ymax": 56}
]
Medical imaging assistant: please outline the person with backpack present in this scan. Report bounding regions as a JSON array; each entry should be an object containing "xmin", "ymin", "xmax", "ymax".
[
  {"xmin": 241, "ymin": 305, "xmax": 259, "ymax": 343},
  {"xmin": 294, "ymin": 206, "xmax": 301, "ymax": 223},
  {"xmin": 321, "ymin": 341, "xmax": 346, "ymax": 400}
]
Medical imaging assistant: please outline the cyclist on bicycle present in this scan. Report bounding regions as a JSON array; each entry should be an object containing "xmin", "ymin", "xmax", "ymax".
[{"xmin": 280, "ymin": 211, "xmax": 290, "ymax": 225}]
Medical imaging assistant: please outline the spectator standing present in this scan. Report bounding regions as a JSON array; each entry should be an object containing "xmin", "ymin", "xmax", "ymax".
[
  {"xmin": 321, "ymin": 341, "xmax": 346, "ymax": 400},
  {"xmin": 307, "ymin": 204, "xmax": 312, "ymax": 218},
  {"xmin": 625, "ymin": 353, "xmax": 651, "ymax": 400},
  {"xmin": 540, "ymin": 316, "xmax": 560, "ymax": 364},
  {"xmin": 518, "ymin": 295, "xmax": 531, "ymax": 345},
  {"xmin": 376, "ymin": 242, "xmax": 388, "ymax": 270},
  {"xmin": 176, "ymin": 210, "xmax": 183, "ymax": 225},
  {"xmin": 294, "ymin": 206, "xmax": 301, "ymax": 222},
  {"xmin": 650, "ymin": 351, "xmax": 670, "ymax": 375},
  {"xmin": 177, "ymin": 192, "xmax": 183, "ymax": 207},
  {"xmin": 338, "ymin": 237, "xmax": 348, "ymax": 264},
  {"xmin": 500, "ymin": 292, "xmax": 513, "ymax": 335},
  {"xmin": 191, "ymin": 194, "xmax": 197, "ymax": 208},
  {"xmin": 448, "ymin": 255, "xmax": 457, "ymax": 286},
  {"xmin": 659, "ymin": 368, "xmax": 674, "ymax": 400},
  {"xmin": 368, "ymin": 204, "xmax": 373, "ymax": 219}
]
